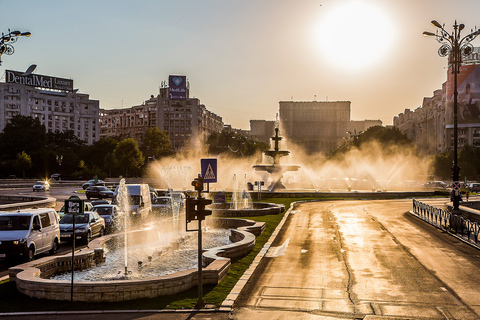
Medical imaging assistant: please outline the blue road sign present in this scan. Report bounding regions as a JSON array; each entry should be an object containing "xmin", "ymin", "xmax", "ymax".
[
  {"xmin": 452, "ymin": 181, "xmax": 461, "ymax": 191},
  {"xmin": 201, "ymin": 158, "xmax": 217, "ymax": 183}
]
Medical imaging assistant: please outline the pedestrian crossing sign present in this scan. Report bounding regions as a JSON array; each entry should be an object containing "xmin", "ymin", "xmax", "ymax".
[{"xmin": 201, "ymin": 158, "xmax": 217, "ymax": 183}]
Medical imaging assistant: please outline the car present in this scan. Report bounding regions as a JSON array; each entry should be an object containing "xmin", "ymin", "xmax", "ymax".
[
  {"xmin": 90, "ymin": 199, "xmax": 111, "ymax": 207},
  {"xmin": 82, "ymin": 179, "xmax": 105, "ymax": 190},
  {"xmin": 152, "ymin": 196, "xmax": 174, "ymax": 215},
  {"xmin": 33, "ymin": 180, "xmax": 50, "ymax": 192},
  {"xmin": 0, "ymin": 208, "xmax": 60, "ymax": 261},
  {"xmin": 50, "ymin": 173, "xmax": 61, "ymax": 180},
  {"xmin": 57, "ymin": 202, "xmax": 93, "ymax": 219},
  {"xmin": 85, "ymin": 186, "xmax": 114, "ymax": 200},
  {"xmin": 422, "ymin": 181, "xmax": 448, "ymax": 189},
  {"xmin": 167, "ymin": 191, "xmax": 185, "ymax": 211},
  {"xmin": 469, "ymin": 183, "xmax": 480, "ymax": 192},
  {"xmin": 59, "ymin": 211, "xmax": 105, "ymax": 244},
  {"xmin": 91, "ymin": 204, "xmax": 121, "ymax": 233}
]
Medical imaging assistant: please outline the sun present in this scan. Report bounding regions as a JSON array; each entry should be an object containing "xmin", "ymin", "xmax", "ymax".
[{"xmin": 314, "ymin": 1, "xmax": 396, "ymax": 71}]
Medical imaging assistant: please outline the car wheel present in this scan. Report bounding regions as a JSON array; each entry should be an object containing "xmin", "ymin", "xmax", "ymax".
[
  {"xmin": 99, "ymin": 227, "xmax": 105, "ymax": 237},
  {"xmin": 27, "ymin": 246, "xmax": 35, "ymax": 262},
  {"xmin": 49, "ymin": 239, "xmax": 58, "ymax": 255}
]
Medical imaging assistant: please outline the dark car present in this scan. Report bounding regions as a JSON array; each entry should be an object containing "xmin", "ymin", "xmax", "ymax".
[
  {"xmin": 152, "ymin": 196, "xmax": 173, "ymax": 215},
  {"xmin": 91, "ymin": 204, "xmax": 121, "ymax": 233},
  {"xmin": 82, "ymin": 179, "xmax": 105, "ymax": 190},
  {"xmin": 59, "ymin": 212, "xmax": 105, "ymax": 244},
  {"xmin": 85, "ymin": 186, "xmax": 114, "ymax": 200}
]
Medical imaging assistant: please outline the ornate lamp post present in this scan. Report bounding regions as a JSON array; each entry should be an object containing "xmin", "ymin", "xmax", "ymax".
[
  {"xmin": 424, "ymin": 20, "xmax": 480, "ymax": 211},
  {"xmin": 0, "ymin": 29, "xmax": 31, "ymax": 65}
]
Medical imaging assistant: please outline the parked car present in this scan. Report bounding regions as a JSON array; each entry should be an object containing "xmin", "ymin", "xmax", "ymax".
[
  {"xmin": 0, "ymin": 208, "xmax": 60, "ymax": 261},
  {"xmin": 91, "ymin": 204, "xmax": 121, "ymax": 233},
  {"xmin": 82, "ymin": 179, "xmax": 105, "ymax": 190},
  {"xmin": 59, "ymin": 212, "xmax": 105, "ymax": 244},
  {"xmin": 152, "ymin": 196, "xmax": 174, "ymax": 215},
  {"xmin": 57, "ymin": 202, "xmax": 93, "ymax": 219},
  {"xmin": 33, "ymin": 180, "xmax": 50, "ymax": 192},
  {"xmin": 85, "ymin": 186, "xmax": 114, "ymax": 200}
]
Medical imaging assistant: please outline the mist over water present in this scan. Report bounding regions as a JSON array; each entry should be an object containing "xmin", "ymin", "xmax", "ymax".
[{"xmin": 148, "ymin": 139, "xmax": 432, "ymax": 192}]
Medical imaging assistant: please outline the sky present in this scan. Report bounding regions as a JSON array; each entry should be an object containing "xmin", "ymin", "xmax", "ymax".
[{"xmin": 2, "ymin": 0, "xmax": 480, "ymax": 129}]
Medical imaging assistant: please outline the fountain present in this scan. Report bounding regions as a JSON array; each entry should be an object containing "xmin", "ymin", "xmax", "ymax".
[
  {"xmin": 253, "ymin": 120, "xmax": 300, "ymax": 191},
  {"xmin": 231, "ymin": 174, "xmax": 252, "ymax": 210}
]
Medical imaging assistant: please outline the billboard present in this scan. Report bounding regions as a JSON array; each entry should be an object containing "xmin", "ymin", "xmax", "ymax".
[
  {"xmin": 169, "ymin": 75, "xmax": 186, "ymax": 100},
  {"xmin": 445, "ymin": 49, "xmax": 480, "ymax": 127},
  {"xmin": 5, "ymin": 70, "xmax": 73, "ymax": 92}
]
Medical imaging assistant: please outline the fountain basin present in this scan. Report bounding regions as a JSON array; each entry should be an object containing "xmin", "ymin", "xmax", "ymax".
[
  {"xmin": 212, "ymin": 202, "xmax": 284, "ymax": 217},
  {"xmin": 8, "ymin": 217, "xmax": 265, "ymax": 302}
]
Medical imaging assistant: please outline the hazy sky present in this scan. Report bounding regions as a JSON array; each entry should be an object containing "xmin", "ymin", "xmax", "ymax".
[{"xmin": 2, "ymin": 0, "xmax": 480, "ymax": 129}]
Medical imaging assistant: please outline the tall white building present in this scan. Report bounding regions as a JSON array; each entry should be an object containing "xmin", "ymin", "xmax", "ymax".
[{"xmin": 0, "ymin": 69, "xmax": 99, "ymax": 144}]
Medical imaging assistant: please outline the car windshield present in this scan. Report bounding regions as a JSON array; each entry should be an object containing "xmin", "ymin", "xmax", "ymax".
[
  {"xmin": 92, "ymin": 207, "xmax": 112, "ymax": 215},
  {"xmin": 35, "ymin": 181, "xmax": 45, "ymax": 185},
  {"xmin": 0, "ymin": 216, "xmax": 30, "ymax": 231},
  {"xmin": 60, "ymin": 214, "xmax": 89, "ymax": 224}
]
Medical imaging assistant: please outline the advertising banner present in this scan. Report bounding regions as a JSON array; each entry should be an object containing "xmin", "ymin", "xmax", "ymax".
[
  {"xmin": 5, "ymin": 70, "xmax": 73, "ymax": 92},
  {"xmin": 169, "ymin": 75, "xmax": 186, "ymax": 100},
  {"xmin": 445, "ymin": 62, "xmax": 480, "ymax": 127}
]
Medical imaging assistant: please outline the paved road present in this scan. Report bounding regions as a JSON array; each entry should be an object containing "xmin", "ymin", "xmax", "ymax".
[{"xmin": 235, "ymin": 199, "xmax": 480, "ymax": 319}]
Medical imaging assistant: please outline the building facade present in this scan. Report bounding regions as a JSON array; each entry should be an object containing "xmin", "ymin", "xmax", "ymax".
[
  {"xmin": 0, "ymin": 70, "xmax": 99, "ymax": 144},
  {"xmin": 100, "ymin": 81, "xmax": 224, "ymax": 151},
  {"xmin": 100, "ymin": 96, "xmax": 157, "ymax": 143},
  {"xmin": 249, "ymin": 120, "xmax": 275, "ymax": 144},
  {"xmin": 279, "ymin": 101, "xmax": 352, "ymax": 154}
]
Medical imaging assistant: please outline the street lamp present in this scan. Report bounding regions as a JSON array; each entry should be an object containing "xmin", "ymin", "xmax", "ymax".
[
  {"xmin": 0, "ymin": 29, "xmax": 31, "ymax": 65},
  {"xmin": 424, "ymin": 20, "xmax": 480, "ymax": 211}
]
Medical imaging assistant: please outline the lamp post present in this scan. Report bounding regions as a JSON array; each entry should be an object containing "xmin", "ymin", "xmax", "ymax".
[
  {"xmin": 0, "ymin": 29, "xmax": 31, "ymax": 65},
  {"xmin": 424, "ymin": 20, "xmax": 480, "ymax": 212},
  {"xmin": 56, "ymin": 155, "xmax": 63, "ymax": 180}
]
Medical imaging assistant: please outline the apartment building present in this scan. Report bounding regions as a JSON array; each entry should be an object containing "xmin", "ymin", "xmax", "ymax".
[{"xmin": 0, "ymin": 69, "xmax": 99, "ymax": 144}]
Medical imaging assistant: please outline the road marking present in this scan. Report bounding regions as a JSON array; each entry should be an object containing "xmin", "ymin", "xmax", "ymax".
[{"xmin": 266, "ymin": 238, "xmax": 290, "ymax": 257}]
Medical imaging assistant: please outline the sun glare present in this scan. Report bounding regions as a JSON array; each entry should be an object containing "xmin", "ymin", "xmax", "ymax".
[{"xmin": 314, "ymin": 1, "xmax": 395, "ymax": 71}]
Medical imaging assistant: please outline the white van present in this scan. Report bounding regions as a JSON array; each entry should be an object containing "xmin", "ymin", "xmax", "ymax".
[
  {"xmin": 0, "ymin": 208, "xmax": 60, "ymax": 261},
  {"xmin": 113, "ymin": 184, "xmax": 152, "ymax": 221}
]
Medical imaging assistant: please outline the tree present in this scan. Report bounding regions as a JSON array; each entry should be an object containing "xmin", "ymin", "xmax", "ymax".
[
  {"xmin": 140, "ymin": 127, "xmax": 173, "ymax": 160},
  {"xmin": 206, "ymin": 130, "xmax": 268, "ymax": 157},
  {"xmin": 113, "ymin": 138, "xmax": 144, "ymax": 177},
  {"xmin": 16, "ymin": 151, "xmax": 32, "ymax": 178},
  {"xmin": 0, "ymin": 115, "xmax": 48, "ymax": 176},
  {"xmin": 82, "ymin": 137, "xmax": 119, "ymax": 172},
  {"xmin": 329, "ymin": 126, "xmax": 415, "ymax": 159}
]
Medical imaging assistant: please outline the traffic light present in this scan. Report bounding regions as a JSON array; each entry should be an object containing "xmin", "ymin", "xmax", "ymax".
[
  {"xmin": 185, "ymin": 197, "xmax": 199, "ymax": 223},
  {"xmin": 197, "ymin": 197, "xmax": 212, "ymax": 220},
  {"xmin": 192, "ymin": 175, "xmax": 204, "ymax": 193}
]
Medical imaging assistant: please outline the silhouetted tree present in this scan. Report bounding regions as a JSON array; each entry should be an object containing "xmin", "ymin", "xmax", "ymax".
[
  {"xmin": 140, "ymin": 127, "xmax": 173, "ymax": 161},
  {"xmin": 113, "ymin": 138, "xmax": 144, "ymax": 177},
  {"xmin": 16, "ymin": 151, "xmax": 32, "ymax": 178}
]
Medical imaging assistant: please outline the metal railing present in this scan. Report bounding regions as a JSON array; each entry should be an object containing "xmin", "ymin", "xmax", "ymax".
[{"xmin": 412, "ymin": 199, "xmax": 480, "ymax": 245}]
